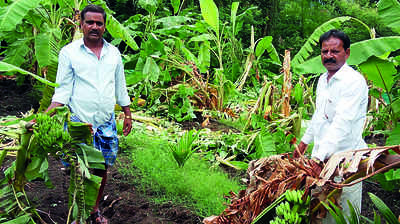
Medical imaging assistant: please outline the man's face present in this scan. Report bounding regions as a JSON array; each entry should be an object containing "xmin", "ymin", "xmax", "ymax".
[
  {"xmin": 81, "ymin": 11, "xmax": 105, "ymax": 42},
  {"xmin": 321, "ymin": 37, "xmax": 350, "ymax": 74}
]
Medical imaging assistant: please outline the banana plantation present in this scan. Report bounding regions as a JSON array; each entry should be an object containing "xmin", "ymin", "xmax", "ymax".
[{"xmin": 1, "ymin": 0, "xmax": 400, "ymax": 223}]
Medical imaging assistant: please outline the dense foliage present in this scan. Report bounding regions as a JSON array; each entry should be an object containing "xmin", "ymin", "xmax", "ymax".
[{"xmin": 1, "ymin": 0, "xmax": 400, "ymax": 223}]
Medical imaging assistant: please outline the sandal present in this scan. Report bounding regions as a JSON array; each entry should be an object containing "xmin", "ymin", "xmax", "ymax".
[{"xmin": 88, "ymin": 210, "xmax": 108, "ymax": 224}]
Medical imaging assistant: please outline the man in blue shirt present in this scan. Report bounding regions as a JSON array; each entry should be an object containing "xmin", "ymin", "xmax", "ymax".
[{"xmin": 46, "ymin": 4, "xmax": 132, "ymax": 223}]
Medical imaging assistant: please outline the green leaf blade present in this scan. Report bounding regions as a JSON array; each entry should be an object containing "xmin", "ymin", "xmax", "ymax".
[
  {"xmin": 171, "ymin": 0, "xmax": 180, "ymax": 14},
  {"xmin": 143, "ymin": 57, "xmax": 160, "ymax": 82},
  {"xmin": 0, "ymin": 0, "xmax": 41, "ymax": 31},
  {"xmin": 255, "ymin": 36, "xmax": 280, "ymax": 64},
  {"xmin": 0, "ymin": 61, "xmax": 58, "ymax": 87},
  {"xmin": 378, "ymin": 0, "xmax": 400, "ymax": 34},
  {"xmin": 106, "ymin": 15, "xmax": 139, "ymax": 50},
  {"xmin": 35, "ymin": 30, "xmax": 60, "ymax": 68},
  {"xmin": 231, "ymin": 2, "xmax": 239, "ymax": 34},
  {"xmin": 138, "ymin": 0, "xmax": 158, "ymax": 14},
  {"xmin": 368, "ymin": 192, "xmax": 399, "ymax": 224},
  {"xmin": 199, "ymin": 0, "xmax": 219, "ymax": 36},
  {"xmin": 359, "ymin": 56, "xmax": 396, "ymax": 92}
]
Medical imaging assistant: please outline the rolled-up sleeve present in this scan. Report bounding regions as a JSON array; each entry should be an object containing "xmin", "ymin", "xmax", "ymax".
[
  {"xmin": 52, "ymin": 49, "xmax": 73, "ymax": 104},
  {"xmin": 115, "ymin": 53, "xmax": 131, "ymax": 107}
]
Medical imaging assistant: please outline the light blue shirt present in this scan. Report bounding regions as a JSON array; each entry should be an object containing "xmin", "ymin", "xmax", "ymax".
[
  {"xmin": 52, "ymin": 38, "xmax": 130, "ymax": 128},
  {"xmin": 301, "ymin": 63, "xmax": 368, "ymax": 161}
]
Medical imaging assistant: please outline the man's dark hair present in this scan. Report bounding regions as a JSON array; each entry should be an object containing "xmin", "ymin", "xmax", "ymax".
[
  {"xmin": 319, "ymin": 29, "xmax": 350, "ymax": 50},
  {"xmin": 81, "ymin": 4, "xmax": 106, "ymax": 24}
]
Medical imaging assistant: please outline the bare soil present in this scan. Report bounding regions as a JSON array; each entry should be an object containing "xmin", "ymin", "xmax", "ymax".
[
  {"xmin": 0, "ymin": 76, "xmax": 39, "ymax": 117},
  {"xmin": 24, "ymin": 156, "xmax": 201, "ymax": 224},
  {"xmin": 1, "ymin": 77, "xmax": 400, "ymax": 223}
]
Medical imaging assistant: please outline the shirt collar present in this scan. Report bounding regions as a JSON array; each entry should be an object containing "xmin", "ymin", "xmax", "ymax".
[
  {"xmin": 79, "ymin": 38, "xmax": 109, "ymax": 56},
  {"xmin": 323, "ymin": 63, "xmax": 349, "ymax": 82},
  {"xmin": 79, "ymin": 38, "xmax": 109, "ymax": 49}
]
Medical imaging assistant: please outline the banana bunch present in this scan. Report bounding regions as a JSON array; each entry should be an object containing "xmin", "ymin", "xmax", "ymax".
[
  {"xmin": 270, "ymin": 190, "xmax": 310, "ymax": 224},
  {"xmin": 34, "ymin": 113, "xmax": 72, "ymax": 154},
  {"xmin": 285, "ymin": 190, "xmax": 310, "ymax": 205},
  {"xmin": 272, "ymin": 201, "xmax": 302, "ymax": 224}
]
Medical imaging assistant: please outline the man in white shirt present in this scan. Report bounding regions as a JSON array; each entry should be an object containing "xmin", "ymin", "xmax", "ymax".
[
  {"xmin": 294, "ymin": 29, "xmax": 368, "ymax": 221},
  {"xmin": 46, "ymin": 4, "xmax": 132, "ymax": 224}
]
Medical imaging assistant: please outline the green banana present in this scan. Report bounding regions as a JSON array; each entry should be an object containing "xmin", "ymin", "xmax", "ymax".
[
  {"xmin": 297, "ymin": 216, "xmax": 302, "ymax": 224},
  {"xmin": 285, "ymin": 190, "xmax": 292, "ymax": 202},
  {"xmin": 293, "ymin": 213, "xmax": 300, "ymax": 224},
  {"xmin": 294, "ymin": 191, "xmax": 299, "ymax": 204},
  {"xmin": 285, "ymin": 201, "xmax": 290, "ymax": 213},
  {"xmin": 276, "ymin": 204, "xmax": 283, "ymax": 216}
]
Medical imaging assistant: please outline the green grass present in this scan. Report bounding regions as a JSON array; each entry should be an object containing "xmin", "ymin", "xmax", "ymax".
[{"xmin": 118, "ymin": 129, "xmax": 243, "ymax": 217}]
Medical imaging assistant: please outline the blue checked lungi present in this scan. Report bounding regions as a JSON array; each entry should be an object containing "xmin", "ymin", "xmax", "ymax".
[{"xmin": 70, "ymin": 114, "xmax": 119, "ymax": 166}]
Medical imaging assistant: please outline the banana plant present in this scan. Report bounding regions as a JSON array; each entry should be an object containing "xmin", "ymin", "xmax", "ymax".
[
  {"xmin": 235, "ymin": 26, "xmax": 280, "ymax": 91},
  {"xmin": 0, "ymin": 107, "xmax": 104, "ymax": 223},
  {"xmin": 199, "ymin": 1, "xmax": 280, "ymax": 110}
]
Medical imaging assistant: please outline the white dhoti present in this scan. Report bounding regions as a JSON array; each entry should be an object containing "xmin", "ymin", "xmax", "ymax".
[{"xmin": 324, "ymin": 181, "xmax": 362, "ymax": 223}]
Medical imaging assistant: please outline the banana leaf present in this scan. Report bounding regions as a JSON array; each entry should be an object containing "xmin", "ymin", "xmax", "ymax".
[
  {"xmin": 199, "ymin": 0, "xmax": 219, "ymax": 36},
  {"xmin": 2, "ymin": 38, "xmax": 32, "ymax": 67},
  {"xmin": 0, "ymin": 61, "xmax": 58, "ymax": 87},
  {"xmin": 378, "ymin": 0, "xmax": 400, "ymax": 34},
  {"xmin": 106, "ymin": 14, "xmax": 139, "ymax": 50},
  {"xmin": 0, "ymin": 0, "xmax": 42, "ymax": 31},
  {"xmin": 255, "ymin": 36, "xmax": 281, "ymax": 64},
  {"xmin": 359, "ymin": 56, "xmax": 397, "ymax": 92}
]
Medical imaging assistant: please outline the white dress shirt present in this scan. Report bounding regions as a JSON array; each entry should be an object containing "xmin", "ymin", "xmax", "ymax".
[
  {"xmin": 52, "ymin": 38, "xmax": 131, "ymax": 128},
  {"xmin": 301, "ymin": 63, "xmax": 368, "ymax": 161}
]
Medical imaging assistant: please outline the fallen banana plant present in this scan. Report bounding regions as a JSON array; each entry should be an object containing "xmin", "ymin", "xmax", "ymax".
[
  {"xmin": 0, "ymin": 106, "xmax": 104, "ymax": 224},
  {"xmin": 203, "ymin": 145, "xmax": 400, "ymax": 224}
]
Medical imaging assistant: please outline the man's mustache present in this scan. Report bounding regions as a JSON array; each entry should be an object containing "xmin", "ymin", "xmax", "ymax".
[
  {"xmin": 324, "ymin": 58, "xmax": 336, "ymax": 64},
  {"xmin": 89, "ymin": 30, "xmax": 99, "ymax": 35}
]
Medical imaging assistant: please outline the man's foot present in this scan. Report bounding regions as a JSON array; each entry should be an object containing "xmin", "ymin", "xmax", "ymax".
[{"xmin": 88, "ymin": 210, "xmax": 108, "ymax": 224}]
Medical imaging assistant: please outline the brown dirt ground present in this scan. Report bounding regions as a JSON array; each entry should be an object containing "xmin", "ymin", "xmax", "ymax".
[
  {"xmin": 24, "ymin": 156, "xmax": 202, "ymax": 224},
  {"xmin": 1, "ymin": 77, "xmax": 400, "ymax": 223},
  {"xmin": 0, "ymin": 76, "xmax": 39, "ymax": 117}
]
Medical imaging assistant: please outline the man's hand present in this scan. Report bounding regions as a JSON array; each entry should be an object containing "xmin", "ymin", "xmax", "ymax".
[
  {"xmin": 25, "ymin": 102, "xmax": 65, "ymax": 132},
  {"xmin": 121, "ymin": 106, "xmax": 132, "ymax": 136},
  {"xmin": 123, "ymin": 116, "xmax": 132, "ymax": 136},
  {"xmin": 293, "ymin": 141, "xmax": 308, "ymax": 158}
]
